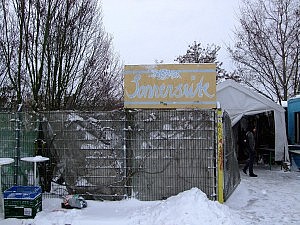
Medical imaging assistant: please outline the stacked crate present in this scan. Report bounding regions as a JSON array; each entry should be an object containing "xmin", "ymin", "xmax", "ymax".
[{"xmin": 3, "ymin": 186, "xmax": 42, "ymax": 219}]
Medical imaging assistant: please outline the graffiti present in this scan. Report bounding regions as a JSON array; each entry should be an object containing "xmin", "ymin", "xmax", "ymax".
[{"xmin": 126, "ymin": 74, "xmax": 214, "ymax": 99}]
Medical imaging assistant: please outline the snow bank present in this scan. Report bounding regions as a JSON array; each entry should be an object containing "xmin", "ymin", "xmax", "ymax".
[
  {"xmin": 1, "ymin": 188, "xmax": 241, "ymax": 225},
  {"xmin": 128, "ymin": 188, "xmax": 241, "ymax": 225}
]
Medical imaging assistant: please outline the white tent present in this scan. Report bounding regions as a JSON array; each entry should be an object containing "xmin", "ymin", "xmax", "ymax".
[{"xmin": 216, "ymin": 80, "xmax": 289, "ymax": 162}]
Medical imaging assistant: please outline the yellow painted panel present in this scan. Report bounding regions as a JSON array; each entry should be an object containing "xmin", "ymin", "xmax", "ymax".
[
  {"xmin": 124, "ymin": 64, "xmax": 216, "ymax": 109},
  {"xmin": 217, "ymin": 109, "xmax": 224, "ymax": 203}
]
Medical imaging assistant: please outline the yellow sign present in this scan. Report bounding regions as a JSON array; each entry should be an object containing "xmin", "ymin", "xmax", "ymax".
[{"xmin": 124, "ymin": 64, "xmax": 216, "ymax": 109}]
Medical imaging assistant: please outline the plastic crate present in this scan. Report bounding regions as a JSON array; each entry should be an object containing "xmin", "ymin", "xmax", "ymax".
[
  {"xmin": 4, "ymin": 193, "xmax": 42, "ymax": 208},
  {"xmin": 3, "ymin": 186, "xmax": 42, "ymax": 219},
  {"xmin": 4, "ymin": 202, "xmax": 42, "ymax": 219},
  {"xmin": 4, "ymin": 186, "xmax": 42, "ymax": 199}
]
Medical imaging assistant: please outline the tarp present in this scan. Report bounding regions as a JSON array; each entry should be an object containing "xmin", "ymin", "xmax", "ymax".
[{"xmin": 217, "ymin": 80, "xmax": 289, "ymax": 162}]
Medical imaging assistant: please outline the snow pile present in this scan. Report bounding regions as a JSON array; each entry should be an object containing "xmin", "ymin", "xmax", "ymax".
[
  {"xmin": 1, "ymin": 188, "xmax": 241, "ymax": 225},
  {"xmin": 128, "ymin": 188, "xmax": 241, "ymax": 225},
  {"xmin": 2, "ymin": 165, "xmax": 300, "ymax": 225}
]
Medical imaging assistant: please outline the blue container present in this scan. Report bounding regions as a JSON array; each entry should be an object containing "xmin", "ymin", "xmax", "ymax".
[
  {"xmin": 4, "ymin": 186, "xmax": 42, "ymax": 199},
  {"xmin": 287, "ymin": 96, "xmax": 300, "ymax": 144},
  {"xmin": 3, "ymin": 186, "xmax": 42, "ymax": 219}
]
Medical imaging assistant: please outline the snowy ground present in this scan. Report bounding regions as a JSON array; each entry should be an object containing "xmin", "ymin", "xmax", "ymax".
[
  {"xmin": 1, "ymin": 164, "xmax": 300, "ymax": 225},
  {"xmin": 226, "ymin": 164, "xmax": 300, "ymax": 224}
]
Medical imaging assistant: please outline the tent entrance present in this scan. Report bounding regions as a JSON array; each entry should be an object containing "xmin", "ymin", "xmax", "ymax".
[{"xmin": 233, "ymin": 112, "xmax": 277, "ymax": 165}]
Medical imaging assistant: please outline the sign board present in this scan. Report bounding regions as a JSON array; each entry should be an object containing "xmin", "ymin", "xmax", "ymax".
[{"xmin": 124, "ymin": 64, "xmax": 216, "ymax": 109}]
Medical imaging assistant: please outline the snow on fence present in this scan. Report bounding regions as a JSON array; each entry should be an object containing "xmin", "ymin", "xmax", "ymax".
[{"xmin": 0, "ymin": 110, "xmax": 239, "ymax": 202}]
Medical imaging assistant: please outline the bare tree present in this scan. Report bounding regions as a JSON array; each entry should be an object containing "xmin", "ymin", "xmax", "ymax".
[
  {"xmin": 0, "ymin": 0, "xmax": 27, "ymax": 108},
  {"xmin": 72, "ymin": 34, "xmax": 124, "ymax": 111},
  {"xmin": 175, "ymin": 41, "xmax": 239, "ymax": 82},
  {"xmin": 229, "ymin": 0, "xmax": 300, "ymax": 103},
  {"xmin": 0, "ymin": 0, "xmax": 123, "ymax": 111}
]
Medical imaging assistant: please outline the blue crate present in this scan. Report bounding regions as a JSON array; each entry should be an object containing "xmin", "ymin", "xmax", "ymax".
[
  {"xmin": 3, "ymin": 186, "xmax": 42, "ymax": 219},
  {"xmin": 3, "ymin": 186, "xmax": 42, "ymax": 199}
]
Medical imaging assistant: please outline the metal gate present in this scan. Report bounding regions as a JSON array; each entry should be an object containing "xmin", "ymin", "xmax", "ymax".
[{"xmin": 222, "ymin": 111, "xmax": 241, "ymax": 201}]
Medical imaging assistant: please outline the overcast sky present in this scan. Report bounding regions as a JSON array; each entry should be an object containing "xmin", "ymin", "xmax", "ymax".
[{"xmin": 101, "ymin": 0, "xmax": 241, "ymax": 71}]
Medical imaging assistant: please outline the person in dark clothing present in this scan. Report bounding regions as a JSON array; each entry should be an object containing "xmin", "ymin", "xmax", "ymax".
[{"xmin": 242, "ymin": 126, "xmax": 258, "ymax": 177}]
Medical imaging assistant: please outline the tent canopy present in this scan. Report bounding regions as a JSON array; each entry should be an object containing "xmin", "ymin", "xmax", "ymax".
[{"xmin": 216, "ymin": 80, "xmax": 289, "ymax": 162}]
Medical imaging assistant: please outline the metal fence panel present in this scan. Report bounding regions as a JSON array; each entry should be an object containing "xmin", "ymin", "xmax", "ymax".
[
  {"xmin": 0, "ymin": 110, "xmax": 228, "ymax": 202},
  {"xmin": 0, "ymin": 112, "xmax": 39, "ymax": 190},
  {"xmin": 129, "ymin": 109, "xmax": 217, "ymax": 200},
  {"xmin": 40, "ymin": 111, "xmax": 128, "ymax": 200},
  {"xmin": 223, "ymin": 111, "xmax": 241, "ymax": 201}
]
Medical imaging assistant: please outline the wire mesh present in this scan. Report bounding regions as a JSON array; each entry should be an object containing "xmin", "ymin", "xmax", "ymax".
[
  {"xmin": 39, "ymin": 111, "xmax": 127, "ymax": 200},
  {"xmin": 128, "ymin": 109, "xmax": 217, "ymax": 200},
  {"xmin": 0, "ymin": 109, "xmax": 224, "ymax": 201},
  {"xmin": 0, "ymin": 112, "xmax": 39, "ymax": 190},
  {"xmin": 223, "ymin": 111, "xmax": 241, "ymax": 201}
]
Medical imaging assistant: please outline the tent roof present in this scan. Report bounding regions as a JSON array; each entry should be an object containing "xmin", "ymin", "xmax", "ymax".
[
  {"xmin": 217, "ymin": 79, "xmax": 285, "ymax": 116},
  {"xmin": 217, "ymin": 80, "xmax": 285, "ymax": 112}
]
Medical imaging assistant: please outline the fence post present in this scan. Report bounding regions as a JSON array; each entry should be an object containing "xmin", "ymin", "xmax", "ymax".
[
  {"xmin": 217, "ymin": 109, "xmax": 224, "ymax": 203},
  {"xmin": 14, "ymin": 105, "xmax": 22, "ymax": 185},
  {"xmin": 124, "ymin": 109, "xmax": 134, "ymax": 197}
]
